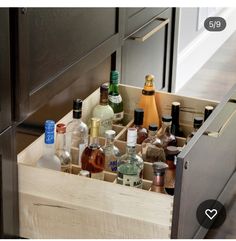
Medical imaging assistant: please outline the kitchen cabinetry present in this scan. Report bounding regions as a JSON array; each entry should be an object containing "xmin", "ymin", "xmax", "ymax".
[
  {"xmin": 121, "ymin": 8, "xmax": 174, "ymax": 91},
  {"xmin": 13, "ymin": 8, "xmax": 125, "ymax": 121}
]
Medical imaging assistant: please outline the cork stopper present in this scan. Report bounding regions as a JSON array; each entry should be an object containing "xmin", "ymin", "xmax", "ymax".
[{"xmin": 145, "ymin": 74, "xmax": 155, "ymax": 86}]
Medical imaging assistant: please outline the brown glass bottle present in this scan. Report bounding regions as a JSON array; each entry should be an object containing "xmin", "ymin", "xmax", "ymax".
[
  {"xmin": 132, "ymin": 108, "xmax": 148, "ymax": 144},
  {"xmin": 164, "ymin": 146, "xmax": 180, "ymax": 196},
  {"xmin": 81, "ymin": 118, "xmax": 105, "ymax": 180},
  {"xmin": 151, "ymin": 162, "xmax": 168, "ymax": 194},
  {"xmin": 157, "ymin": 115, "xmax": 177, "ymax": 149}
]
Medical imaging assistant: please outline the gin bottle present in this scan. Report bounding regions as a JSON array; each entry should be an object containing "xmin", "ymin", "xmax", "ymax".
[
  {"xmin": 117, "ymin": 128, "xmax": 144, "ymax": 188},
  {"xmin": 103, "ymin": 130, "xmax": 121, "ymax": 172},
  {"xmin": 37, "ymin": 120, "xmax": 61, "ymax": 171},
  {"xmin": 67, "ymin": 99, "xmax": 88, "ymax": 166}
]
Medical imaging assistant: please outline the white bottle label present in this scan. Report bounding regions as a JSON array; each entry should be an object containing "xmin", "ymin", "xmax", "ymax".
[
  {"xmin": 114, "ymin": 112, "xmax": 124, "ymax": 121},
  {"xmin": 108, "ymin": 95, "xmax": 122, "ymax": 104},
  {"xmin": 123, "ymin": 174, "xmax": 142, "ymax": 188}
]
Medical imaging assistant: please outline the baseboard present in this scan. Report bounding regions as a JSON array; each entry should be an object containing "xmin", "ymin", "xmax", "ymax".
[{"xmin": 175, "ymin": 8, "xmax": 236, "ymax": 92}]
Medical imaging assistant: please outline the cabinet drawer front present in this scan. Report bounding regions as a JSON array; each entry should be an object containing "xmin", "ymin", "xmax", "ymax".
[{"xmin": 173, "ymin": 84, "xmax": 236, "ymax": 238}]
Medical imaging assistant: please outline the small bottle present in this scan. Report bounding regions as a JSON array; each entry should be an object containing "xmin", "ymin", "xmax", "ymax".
[
  {"xmin": 103, "ymin": 130, "xmax": 121, "ymax": 172},
  {"xmin": 81, "ymin": 118, "xmax": 105, "ymax": 180},
  {"xmin": 37, "ymin": 120, "xmax": 61, "ymax": 171},
  {"xmin": 117, "ymin": 128, "xmax": 144, "ymax": 188},
  {"xmin": 151, "ymin": 162, "xmax": 168, "ymax": 194},
  {"xmin": 186, "ymin": 117, "xmax": 203, "ymax": 143},
  {"xmin": 204, "ymin": 105, "xmax": 214, "ymax": 121},
  {"xmin": 171, "ymin": 101, "xmax": 183, "ymax": 137},
  {"xmin": 108, "ymin": 70, "xmax": 124, "ymax": 124},
  {"xmin": 133, "ymin": 108, "xmax": 148, "ymax": 144},
  {"xmin": 164, "ymin": 146, "xmax": 180, "ymax": 196},
  {"xmin": 55, "ymin": 123, "xmax": 72, "ymax": 173},
  {"xmin": 92, "ymin": 83, "xmax": 114, "ymax": 137},
  {"xmin": 141, "ymin": 124, "xmax": 166, "ymax": 163},
  {"xmin": 139, "ymin": 74, "xmax": 160, "ymax": 129},
  {"xmin": 157, "ymin": 115, "xmax": 177, "ymax": 149},
  {"xmin": 67, "ymin": 99, "xmax": 88, "ymax": 166}
]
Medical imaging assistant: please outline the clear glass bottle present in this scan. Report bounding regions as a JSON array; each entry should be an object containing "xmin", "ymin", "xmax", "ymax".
[
  {"xmin": 186, "ymin": 116, "xmax": 203, "ymax": 143},
  {"xmin": 37, "ymin": 120, "xmax": 61, "ymax": 171},
  {"xmin": 151, "ymin": 162, "xmax": 168, "ymax": 194},
  {"xmin": 141, "ymin": 124, "xmax": 166, "ymax": 163},
  {"xmin": 108, "ymin": 70, "xmax": 124, "ymax": 124},
  {"xmin": 67, "ymin": 99, "xmax": 88, "ymax": 166},
  {"xmin": 157, "ymin": 115, "xmax": 177, "ymax": 149},
  {"xmin": 133, "ymin": 108, "xmax": 148, "ymax": 144},
  {"xmin": 55, "ymin": 123, "xmax": 72, "ymax": 173},
  {"xmin": 171, "ymin": 101, "xmax": 183, "ymax": 137},
  {"xmin": 117, "ymin": 128, "xmax": 144, "ymax": 188},
  {"xmin": 164, "ymin": 146, "xmax": 180, "ymax": 196},
  {"xmin": 92, "ymin": 83, "xmax": 114, "ymax": 137},
  {"xmin": 139, "ymin": 74, "xmax": 160, "ymax": 129},
  {"xmin": 81, "ymin": 118, "xmax": 105, "ymax": 180},
  {"xmin": 204, "ymin": 105, "xmax": 214, "ymax": 121},
  {"xmin": 103, "ymin": 130, "xmax": 121, "ymax": 172}
]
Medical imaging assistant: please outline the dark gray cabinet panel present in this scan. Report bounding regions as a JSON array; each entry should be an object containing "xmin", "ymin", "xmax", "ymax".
[
  {"xmin": 121, "ymin": 8, "xmax": 173, "ymax": 91},
  {"xmin": 0, "ymin": 127, "xmax": 19, "ymax": 238},
  {"xmin": 14, "ymin": 8, "xmax": 125, "ymax": 121},
  {"xmin": 172, "ymin": 84, "xmax": 236, "ymax": 238},
  {"xmin": 0, "ymin": 9, "xmax": 11, "ymax": 132}
]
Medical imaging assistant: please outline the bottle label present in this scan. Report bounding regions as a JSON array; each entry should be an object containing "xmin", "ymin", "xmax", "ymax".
[
  {"xmin": 91, "ymin": 171, "xmax": 104, "ymax": 180},
  {"xmin": 108, "ymin": 95, "xmax": 122, "ymax": 104},
  {"xmin": 113, "ymin": 112, "xmax": 124, "ymax": 122},
  {"xmin": 118, "ymin": 173, "xmax": 142, "ymax": 188},
  {"xmin": 108, "ymin": 160, "xmax": 117, "ymax": 172},
  {"xmin": 142, "ymin": 89, "xmax": 155, "ymax": 96}
]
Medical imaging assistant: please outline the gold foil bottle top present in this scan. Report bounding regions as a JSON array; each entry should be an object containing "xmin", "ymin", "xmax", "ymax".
[
  {"xmin": 90, "ymin": 117, "xmax": 100, "ymax": 137},
  {"xmin": 145, "ymin": 74, "xmax": 155, "ymax": 87}
]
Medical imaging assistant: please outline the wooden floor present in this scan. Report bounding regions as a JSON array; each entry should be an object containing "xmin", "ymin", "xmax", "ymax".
[
  {"xmin": 178, "ymin": 32, "xmax": 236, "ymax": 101},
  {"xmin": 177, "ymin": 32, "xmax": 236, "ymax": 239}
]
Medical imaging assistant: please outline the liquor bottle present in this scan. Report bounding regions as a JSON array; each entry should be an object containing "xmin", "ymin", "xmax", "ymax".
[
  {"xmin": 141, "ymin": 124, "xmax": 166, "ymax": 163},
  {"xmin": 186, "ymin": 116, "xmax": 203, "ymax": 143},
  {"xmin": 103, "ymin": 130, "xmax": 121, "ymax": 172},
  {"xmin": 133, "ymin": 108, "xmax": 148, "ymax": 144},
  {"xmin": 81, "ymin": 118, "xmax": 105, "ymax": 180},
  {"xmin": 117, "ymin": 128, "xmax": 144, "ymax": 188},
  {"xmin": 151, "ymin": 162, "xmax": 168, "ymax": 194},
  {"xmin": 92, "ymin": 83, "xmax": 114, "ymax": 137},
  {"xmin": 108, "ymin": 70, "xmax": 124, "ymax": 124},
  {"xmin": 157, "ymin": 115, "xmax": 177, "ymax": 149},
  {"xmin": 164, "ymin": 146, "xmax": 180, "ymax": 196},
  {"xmin": 139, "ymin": 74, "xmax": 160, "ymax": 129},
  {"xmin": 55, "ymin": 123, "xmax": 72, "ymax": 173},
  {"xmin": 67, "ymin": 99, "xmax": 88, "ymax": 166},
  {"xmin": 37, "ymin": 120, "xmax": 61, "ymax": 171},
  {"xmin": 204, "ymin": 105, "xmax": 214, "ymax": 121},
  {"xmin": 171, "ymin": 101, "xmax": 183, "ymax": 137}
]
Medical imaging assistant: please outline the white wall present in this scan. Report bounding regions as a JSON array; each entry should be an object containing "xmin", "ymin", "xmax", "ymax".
[{"xmin": 174, "ymin": 7, "xmax": 236, "ymax": 92}]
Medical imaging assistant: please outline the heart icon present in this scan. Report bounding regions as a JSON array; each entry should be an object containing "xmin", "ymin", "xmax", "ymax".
[{"xmin": 205, "ymin": 209, "xmax": 218, "ymax": 220}]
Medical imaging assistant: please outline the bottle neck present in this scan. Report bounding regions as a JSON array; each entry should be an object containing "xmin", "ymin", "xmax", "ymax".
[
  {"xmin": 160, "ymin": 121, "xmax": 171, "ymax": 135},
  {"xmin": 56, "ymin": 132, "xmax": 66, "ymax": 151},
  {"xmin": 44, "ymin": 143, "xmax": 55, "ymax": 156},
  {"xmin": 109, "ymin": 82, "xmax": 119, "ymax": 95},
  {"xmin": 172, "ymin": 109, "xmax": 179, "ymax": 125},
  {"xmin": 100, "ymin": 92, "xmax": 109, "ymax": 105},
  {"xmin": 148, "ymin": 130, "xmax": 157, "ymax": 138},
  {"xmin": 126, "ymin": 145, "xmax": 136, "ymax": 157},
  {"xmin": 105, "ymin": 137, "xmax": 115, "ymax": 148},
  {"xmin": 152, "ymin": 174, "xmax": 165, "ymax": 187}
]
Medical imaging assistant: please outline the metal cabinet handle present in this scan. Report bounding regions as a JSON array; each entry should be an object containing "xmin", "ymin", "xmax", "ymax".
[
  {"xmin": 131, "ymin": 18, "xmax": 170, "ymax": 42},
  {"xmin": 204, "ymin": 108, "xmax": 236, "ymax": 138}
]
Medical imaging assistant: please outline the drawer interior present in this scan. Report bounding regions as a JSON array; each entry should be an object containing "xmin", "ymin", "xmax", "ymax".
[{"xmin": 17, "ymin": 84, "xmax": 219, "ymax": 238}]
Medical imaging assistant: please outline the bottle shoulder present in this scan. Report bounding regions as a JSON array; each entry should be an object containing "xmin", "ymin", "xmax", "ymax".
[
  {"xmin": 92, "ymin": 104, "xmax": 114, "ymax": 118},
  {"xmin": 67, "ymin": 120, "xmax": 88, "ymax": 133}
]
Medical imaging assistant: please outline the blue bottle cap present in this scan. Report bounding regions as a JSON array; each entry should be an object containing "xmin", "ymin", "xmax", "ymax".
[{"xmin": 44, "ymin": 120, "xmax": 55, "ymax": 144}]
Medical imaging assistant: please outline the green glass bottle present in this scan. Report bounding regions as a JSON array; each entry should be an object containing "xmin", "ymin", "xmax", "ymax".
[{"xmin": 108, "ymin": 70, "xmax": 124, "ymax": 124}]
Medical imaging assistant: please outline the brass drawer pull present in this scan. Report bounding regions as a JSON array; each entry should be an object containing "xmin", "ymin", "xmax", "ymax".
[{"xmin": 131, "ymin": 18, "xmax": 170, "ymax": 42}]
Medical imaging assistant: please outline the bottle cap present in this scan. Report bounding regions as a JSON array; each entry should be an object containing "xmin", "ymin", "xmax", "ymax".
[
  {"xmin": 73, "ymin": 99, "xmax": 82, "ymax": 119},
  {"xmin": 105, "ymin": 130, "xmax": 116, "ymax": 139},
  {"xmin": 127, "ymin": 128, "xmax": 137, "ymax": 147},
  {"xmin": 56, "ymin": 123, "xmax": 66, "ymax": 134},
  {"xmin": 162, "ymin": 115, "xmax": 172, "ymax": 122},
  {"xmin": 172, "ymin": 101, "xmax": 180, "ymax": 107},
  {"xmin": 79, "ymin": 170, "xmax": 90, "ymax": 177},
  {"xmin": 110, "ymin": 70, "xmax": 119, "ymax": 83},
  {"xmin": 166, "ymin": 146, "xmax": 180, "ymax": 156},
  {"xmin": 134, "ymin": 108, "xmax": 144, "ymax": 125},
  {"xmin": 148, "ymin": 123, "xmax": 158, "ymax": 131},
  {"xmin": 152, "ymin": 162, "xmax": 168, "ymax": 176},
  {"xmin": 44, "ymin": 120, "xmax": 55, "ymax": 144},
  {"xmin": 100, "ymin": 83, "xmax": 109, "ymax": 93},
  {"xmin": 194, "ymin": 116, "xmax": 203, "ymax": 128},
  {"xmin": 90, "ymin": 118, "xmax": 100, "ymax": 137},
  {"xmin": 145, "ymin": 74, "xmax": 154, "ymax": 83},
  {"xmin": 205, "ymin": 105, "xmax": 214, "ymax": 111}
]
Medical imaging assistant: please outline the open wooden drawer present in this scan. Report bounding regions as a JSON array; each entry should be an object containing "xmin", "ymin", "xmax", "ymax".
[{"xmin": 18, "ymin": 84, "xmax": 236, "ymax": 238}]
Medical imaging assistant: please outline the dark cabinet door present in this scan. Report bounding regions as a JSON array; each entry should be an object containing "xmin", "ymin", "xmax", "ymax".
[
  {"xmin": 121, "ymin": 8, "xmax": 173, "ymax": 91},
  {"xmin": 0, "ymin": 127, "xmax": 18, "ymax": 238},
  {"xmin": 0, "ymin": 9, "xmax": 11, "ymax": 132},
  {"xmin": 14, "ymin": 8, "xmax": 125, "ymax": 121}
]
